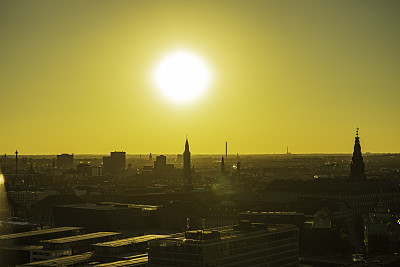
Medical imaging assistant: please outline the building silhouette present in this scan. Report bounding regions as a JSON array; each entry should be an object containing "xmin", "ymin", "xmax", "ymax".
[
  {"xmin": 183, "ymin": 138, "xmax": 191, "ymax": 184},
  {"xmin": 221, "ymin": 156, "xmax": 225, "ymax": 175},
  {"xmin": 154, "ymin": 155, "xmax": 167, "ymax": 178},
  {"xmin": 236, "ymin": 153, "xmax": 241, "ymax": 176},
  {"xmin": 56, "ymin": 154, "xmax": 74, "ymax": 170},
  {"xmin": 103, "ymin": 151, "xmax": 126, "ymax": 177},
  {"xmin": 350, "ymin": 128, "xmax": 365, "ymax": 180}
]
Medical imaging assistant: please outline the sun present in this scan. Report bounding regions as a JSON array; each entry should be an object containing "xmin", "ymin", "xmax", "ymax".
[{"xmin": 153, "ymin": 51, "xmax": 212, "ymax": 104}]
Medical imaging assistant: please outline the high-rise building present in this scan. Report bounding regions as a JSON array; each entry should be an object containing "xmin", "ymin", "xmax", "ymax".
[
  {"xmin": 103, "ymin": 151, "xmax": 126, "ymax": 177},
  {"xmin": 183, "ymin": 138, "xmax": 191, "ymax": 184},
  {"xmin": 154, "ymin": 155, "xmax": 167, "ymax": 178},
  {"xmin": 349, "ymin": 128, "xmax": 365, "ymax": 180},
  {"xmin": 56, "ymin": 154, "xmax": 74, "ymax": 170}
]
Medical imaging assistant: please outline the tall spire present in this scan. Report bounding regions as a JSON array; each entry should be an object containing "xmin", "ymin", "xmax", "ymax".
[
  {"xmin": 185, "ymin": 137, "xmax": 189, "ymax": 152},
  {"xmin": 15, "ymin": 150, "xmax": 18, "ymax": 179},
  {"xmin": 183, "ymin": 138, "xmax": 191, "ymax": 184},
  {"xmin": 350, "ymin": 127, "xmax": 365, "ymax": 180}
]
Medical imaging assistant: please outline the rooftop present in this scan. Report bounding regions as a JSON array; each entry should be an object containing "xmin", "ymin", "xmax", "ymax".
[
  {"xmin": 241, "ymin": 211, "xmax": 305, "ymax": 215},
  {"xmin": 41, "ymin": 232, "xmax": 120, "ymax": 244},
  {"xmin": 20, "ymin": 252, "xmax": 93, "ymax": 266},
  {"xmin": 0, "ymin": 227, "xmax": 82, "ymax": 241},
  {"xmin": 92, "ymin": 254, "xmax": 148, "ymax": 266},
  {"xmin": 94, "ymin": 235, "xmax": 165, "ymax": 248},
  {"xmin": 54, "ymin": 203, "xmax": 142, "ymax": 211},
  {"xmin": 154, "ymin": 224, "xmax": 296, "ymax": 244}
]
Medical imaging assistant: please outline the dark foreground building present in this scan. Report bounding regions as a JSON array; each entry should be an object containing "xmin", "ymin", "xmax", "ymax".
[
  {"xmin": 148, "ymin": 221, "xmax": 299, "ymax": 266},
  {"xmin": 52, "ymin": 203, "xmax": 146, "ymax": 231}
]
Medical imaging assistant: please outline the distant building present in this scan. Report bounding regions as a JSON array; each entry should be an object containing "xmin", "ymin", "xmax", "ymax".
[
  {"xmin": 103, "ymin": 151, "xmax": 126, "ymax": 177},
  {"xmin": 52, "ymin": 203, "xmax": 146, "ymax": 231},
  {"xmin": 183, "ymin": 139, "xmax": 191, "ymax": 184},
  {"xmin": 221, "ymin": 156, "xmax": 225, "ymax": 175},
  {"xmin": 236, "ymin": 153, "xmax": 241, "ymax": 176},
  {"xmin": 148, "ymin": 221, "xmax": 299, "ymax": 266},
  {"xmin": 56, "ymin": 154, "xmax": 73, "ymax": 170},
  {"xmin": 154, "ymin": 155, "xmax": 166, "ymax": 178},
  {"xmin": 90, "ymin": 166, "xmax": 103, "ymax": 177}
]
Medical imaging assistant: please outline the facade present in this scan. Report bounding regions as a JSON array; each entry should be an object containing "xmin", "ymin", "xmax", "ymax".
[
  {"xmin": 8, "ymin": 190, "xmax": 58, "ymax": 206},
  {"xmin": 52, "ymin": 203, "xmax": 146, "ymax": 231},
  {"xmin": 56, "ymin": 154, "xmax": 74, "ymax": 170},
  {"xmin": 148, "ymin": 221, "xmax": 299, "ymax": 267}
]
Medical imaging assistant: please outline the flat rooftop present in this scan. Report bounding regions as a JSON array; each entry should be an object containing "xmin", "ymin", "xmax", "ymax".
[
  {"xmin": 93, "ymin": 254, "xmax": 148, "ymax": 266},
  {"xmin": 241, "ymin": 211, "xmax": 305, "ymax": 215},
  {"xmin": 0, "ymin": 244, "xmax": 43, "ymax": 251},
  {"xmin": 54, "ymin": 203, "xmax": 142, "ymax": 211},
  {"xmin": 94, "ymin": 235, "xmax": 165, "ymax": 248},
  {"xmin": 155, "ymin": 224, "xmax": 297, "ymax": 244},
  {"xmin": 0, "ymin": 227, "xmax": 83, "ymax": 241},
  {"xmin": 20, "ymin": 252, "xmax": 93, "ymax": 266},
  {"xmin": 41, "ymin": 232, "xmax": 120, "ymax": 244}
]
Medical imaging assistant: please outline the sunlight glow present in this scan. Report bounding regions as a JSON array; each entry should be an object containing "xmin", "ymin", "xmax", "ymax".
[
  {"xmin": 0, "ymin": 174, "xmax": 4, "ymax": 185},
  {"xmin": 153, "ymin": 51, "xmax": 212, "ymax": 104}
]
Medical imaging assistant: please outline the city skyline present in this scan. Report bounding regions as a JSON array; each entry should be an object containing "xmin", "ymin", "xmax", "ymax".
[{"xmin": 1, "ymin": 1, "xmax": 400, "ymax": 154}]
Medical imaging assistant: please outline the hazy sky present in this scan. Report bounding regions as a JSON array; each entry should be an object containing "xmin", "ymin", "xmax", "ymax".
[{"xmin": 1, "ymin": 0, "xmax": 399, "ymax": 154}]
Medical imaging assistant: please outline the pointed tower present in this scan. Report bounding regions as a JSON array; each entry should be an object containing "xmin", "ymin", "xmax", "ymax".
[
  {"xmin": 183, "ymin": 138, "xmax": 191, "ymax": 184},
  {"xmin": 350, "ymin": 128, "xmax": 365, "ymax": 180},
  {"xmin": 221, "ymin": 156, "xmax": 225, "ymax": 175},
  {"xmin": 15, "ymin": 150, "xmax": 18, "ymax": 178}
]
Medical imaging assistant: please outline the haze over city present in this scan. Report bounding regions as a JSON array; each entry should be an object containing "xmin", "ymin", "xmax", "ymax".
[{"xmin": 1, "ymin": 0, "xmax": 400, "ymax": 154}]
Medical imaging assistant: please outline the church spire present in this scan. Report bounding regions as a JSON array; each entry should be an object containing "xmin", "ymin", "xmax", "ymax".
[
  {"xmin": 183, "ymin": 138, "xmax": 191, "ymax": 184},
  {"xmin": 350, "ymin": 127, "xmax": 365, "ymax": 180},
  {"xmin": 185, "ymin": 137, "xmax": 189, "ymax": 152}
]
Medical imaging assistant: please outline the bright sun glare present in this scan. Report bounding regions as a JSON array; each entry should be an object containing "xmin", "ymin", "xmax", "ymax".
[{"xmin": 153, "ymin": 51, "xmax": 212, "ymax": 104}]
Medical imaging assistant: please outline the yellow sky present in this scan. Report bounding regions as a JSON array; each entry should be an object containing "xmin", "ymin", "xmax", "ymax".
[{"xmin": 1, "ymin": 0, "xmax": 399, "ymax": 154}]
